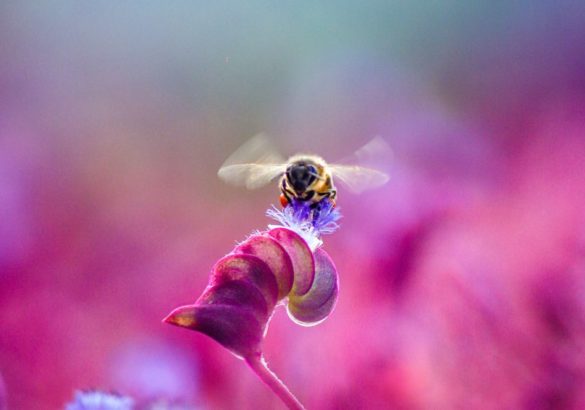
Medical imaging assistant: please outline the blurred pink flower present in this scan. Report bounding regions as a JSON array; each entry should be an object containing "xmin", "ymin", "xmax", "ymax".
[
  {"xmin": 65, "ymin": 391, "xmax": 133, "ymax": 410},
  {"xmin": 0, "ymin": 372, "xmax": 6, "ymax": 410}
]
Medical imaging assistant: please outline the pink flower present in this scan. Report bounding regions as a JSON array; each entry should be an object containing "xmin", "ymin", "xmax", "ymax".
[
  {"xmin": 164, "ymin": 204, "xmax": 341, "ymax": 409},
  {"xmin": 164, "ymin": 227, "xmax": 339, "ymax": 358}
]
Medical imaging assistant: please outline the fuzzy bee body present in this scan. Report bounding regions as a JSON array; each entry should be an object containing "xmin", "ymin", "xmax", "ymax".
[{"xmin": 279, "ymin": 155, "xmax": 337, "ymax": 208}]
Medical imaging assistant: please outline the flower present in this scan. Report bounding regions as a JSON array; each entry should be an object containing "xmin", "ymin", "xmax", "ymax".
[
  {"xmin": 266, "ymin": 199, "xmax": 342, "ymax": 250},
  {"xmin": 140, "ymin": 398, "xmax": 199, "ymax": 410},
  {"xmin": 164, "ymin": 202, "xmax": 342, "ymax": 409},
  {"xmin": 0, "ymin": 372, "xmax": 6, "ymax": 410},
  {"xmin": 164, "ymin": 227, "xmax": 339, "ymax": 358},
  {"xmin": 65, "ymin": 391, "xmax": 134, "ymax": 410},
  {"xmin": 64, "ymin": 390, "xmax": 200, "ymax": 410}
]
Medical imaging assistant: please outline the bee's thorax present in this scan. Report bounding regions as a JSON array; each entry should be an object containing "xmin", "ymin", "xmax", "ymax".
[{"xmin": 281, "ymin": 159, "xmax": 336, "ymax": 205}]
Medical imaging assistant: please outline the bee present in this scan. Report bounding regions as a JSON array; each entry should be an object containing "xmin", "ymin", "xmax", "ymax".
[{"xmin": 218, "ymin": 134, "xmax": 390, "ymax": 208}]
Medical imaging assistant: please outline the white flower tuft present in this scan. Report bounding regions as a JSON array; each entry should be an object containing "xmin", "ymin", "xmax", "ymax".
[{"xmin": 266, "ymin": 206, "xmax": 322, "ymax": 251}]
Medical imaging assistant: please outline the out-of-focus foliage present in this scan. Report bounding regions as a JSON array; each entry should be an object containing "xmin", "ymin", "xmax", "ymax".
[{"xmin": 1, "ymin": 1, "xmax": 585, "ymax": 409}]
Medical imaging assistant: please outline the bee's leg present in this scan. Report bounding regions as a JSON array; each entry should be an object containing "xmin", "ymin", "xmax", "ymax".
[
  {"xmin": 280, "ymin": 187, "xmax": 293, "ymax": 208},
  {"xmin": 279, "ymin": 194, "xmax": 289, "ymax": 208},
  {"xmin": 319, "ymin": 190, "xmax": 337, "ymax": 207},
  {"xmin": 329, "ymin": 189, "xmax": 337, "ymax": 207},
  {"xmin": 280, "ymin": 179, "xmax": 296, "ymax": 208}
]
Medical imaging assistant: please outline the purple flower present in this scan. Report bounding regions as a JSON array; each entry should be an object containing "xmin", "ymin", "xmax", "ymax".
[
  {"xmin": 164, "ymin": 220, "xmax": 341, "ymax": 409},
  {"xmin": 164, "ymin": 227, "xmax": 339, "ymax": 358},
  {"xmin": 65, "ymin": 391, "xmax": 134, "ymax": 410},
  {"xmin": 107, "ymin": 340, "xmax": 199, "ymax": 405},
  {"xmin": 266, "ymin": 199, "xmax": 342, "ymax": 249}
]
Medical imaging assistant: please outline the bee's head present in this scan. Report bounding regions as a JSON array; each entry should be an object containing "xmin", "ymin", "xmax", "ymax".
[{"xmin": 286, "ymin": 161, "xmax": 318, "ymax": 193}]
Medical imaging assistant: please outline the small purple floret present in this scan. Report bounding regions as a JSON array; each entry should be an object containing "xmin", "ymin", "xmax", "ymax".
[
  {"xmin": 309, "ymin": 199, "xmax": 342, "ymax": 234},
  {"xmin": 65, "ymin": 390, "xmax": 134, "ymax": 410},
  {"xmin": 267, "ymin": 199, "xmax": 341, "ymax": 250}
]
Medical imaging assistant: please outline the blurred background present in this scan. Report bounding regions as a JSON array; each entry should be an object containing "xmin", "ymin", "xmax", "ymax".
[{"xmin": 2, "ymin": 1, "xmax": 585, "ymax": 409}]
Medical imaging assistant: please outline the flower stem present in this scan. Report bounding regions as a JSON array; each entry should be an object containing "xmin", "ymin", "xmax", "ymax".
[{"xmin": 245, "ymin": 353, "xmax": 305, "ymax": 410}]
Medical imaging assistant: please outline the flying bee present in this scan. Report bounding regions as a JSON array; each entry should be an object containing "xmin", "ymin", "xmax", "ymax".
[{"xmin": 217, "ymin": 134, "xmax": 390, "ymax": 208}]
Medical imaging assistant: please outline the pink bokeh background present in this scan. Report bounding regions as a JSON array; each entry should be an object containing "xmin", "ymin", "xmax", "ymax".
[{"xmin": 2, "ymin": 2, "xmax": 585, "ymax": 409}]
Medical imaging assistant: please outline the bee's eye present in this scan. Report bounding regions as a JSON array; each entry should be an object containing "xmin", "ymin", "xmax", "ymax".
[{"xmin": 308, "ymin": 165, "xmax": 318, "ymax": 175}]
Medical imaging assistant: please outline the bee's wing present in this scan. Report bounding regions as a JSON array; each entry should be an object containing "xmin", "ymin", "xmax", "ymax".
[
  {"xmin": 218, "ymin": 163, "xmax": 286, "ymax": 189},
  {"xmin": 218, "ymin": 134, "xmax": 287, "ymax": 190},
  {"xmin": 335, "ymin": 136, "xmax": 393, "ymax": 164},
  {"xmin": 328, "ymin": 164, "xmax": 390, "ymax": 194},
  {"xmin": 328, "ymin": 136, "xmax": 391, "ymax": 194}
]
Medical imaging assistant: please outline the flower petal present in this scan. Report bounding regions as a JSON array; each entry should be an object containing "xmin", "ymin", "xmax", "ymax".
[
  {"xmin": 164, "ymin": 304, "xmax": 264, "ymax": 358},
  {"xmin": 267, "ymin": 227, "xmax": 315, "ymax": 296},
  {"xmin": 234, "ymin": 235, "xmax": 294, "ymax": 300},
  {"xmin": 211, "ymin": 254, "xmax": 279, "ymax": 311},
  {"xmin": 287, "ymin": 248, "xmax": 339, "ymax": 326},
  {"xmin": 198, "ymin": 279, "xmax": 270, "ymax": 324}
]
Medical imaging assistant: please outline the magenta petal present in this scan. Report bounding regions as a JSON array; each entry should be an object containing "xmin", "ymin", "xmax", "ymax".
[
  {"xmin": 198, "ymin": 279, "xmax": 270, "ymax": 323},
  {"xmin": 287, "ymin": 248, "xmax": 339, "ymax": 326},
  {"xmin": 234, "ymin": 234, "xmax": 294, "ymax": 300},
  {"xmin": 164, "ymin": 304, "xmax": 264, "ymax": 358},
  {"xmin": 267, "ymin": 227, "xmax": 315, "ymax": 297},
  {"xmin": 211, "ymin": 254, "xmax": 279, "ymax": 311}
]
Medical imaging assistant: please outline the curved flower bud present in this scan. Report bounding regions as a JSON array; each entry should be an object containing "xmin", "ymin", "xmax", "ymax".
[
  {"xmin": 164, "ymin": 226, "xmax": 339, "ymax": 358},
  {"xmin": 165, "ymin": 253, "xmax": 279, "ymax": 358},
  {"xmin": 165, "ymin": 201, "xmax": 342, "ymax": 409}
]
